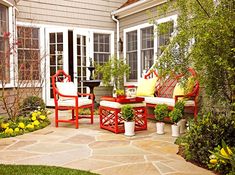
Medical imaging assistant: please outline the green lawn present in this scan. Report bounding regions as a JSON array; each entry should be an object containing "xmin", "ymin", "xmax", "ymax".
[{"xmin": 0, "ymin": 164, "xmax": 100, "ymax": 175}]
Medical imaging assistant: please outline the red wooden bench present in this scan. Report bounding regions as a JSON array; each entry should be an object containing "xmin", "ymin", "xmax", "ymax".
[{"xmin": 142, "ymin": 68, "xmax": 200, "ymax": 120}]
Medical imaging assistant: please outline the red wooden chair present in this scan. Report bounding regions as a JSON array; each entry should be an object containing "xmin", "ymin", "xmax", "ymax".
[{"xmin": 52, "ymin": 70, "xmax": 94, "ymax": 129}]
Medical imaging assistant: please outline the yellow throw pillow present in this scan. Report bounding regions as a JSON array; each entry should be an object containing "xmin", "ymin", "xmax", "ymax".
[
  {"xmin": 173, "ymin": 83, "xmax": 185, "ymax": 99},
  {"xmin": 136, "ymin": 77, "xmax": 158, "ymax": 97}
]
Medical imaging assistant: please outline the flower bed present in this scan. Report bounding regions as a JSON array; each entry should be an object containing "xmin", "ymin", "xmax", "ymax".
[{"xmin": 0, "ymin": 108, "xmax": 51, "ymax": 138}]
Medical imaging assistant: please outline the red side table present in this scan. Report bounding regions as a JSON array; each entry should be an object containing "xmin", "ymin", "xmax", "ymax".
[{"xmin": 99, "ymin": 96, "xmax": 147, "ymax": 134}]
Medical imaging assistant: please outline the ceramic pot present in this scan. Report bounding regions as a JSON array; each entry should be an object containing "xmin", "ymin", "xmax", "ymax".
[
  {"xmin": 177, "ymin": 119, "xmax": 187, "ymax": 134},
  {"xmin": 124, "ymin": 121, "xmax": 135, "ymax": 136},
  {"xmin": 156, "ymin": 122, "xmax": 165, "ymax": 134},
  {"xmin": 171, "ymin": 124, "xmax": 180, "ymax": 137}
]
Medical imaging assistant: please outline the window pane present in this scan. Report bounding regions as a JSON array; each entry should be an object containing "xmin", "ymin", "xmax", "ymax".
[
  {"xmin": 93, "ymin": 33, "xmax": 111, "ymax": 79},
  {"xmin": 126, "ymin": 30, "xmax": 137, "ymax": 81},
  {"xmin": 141, "ymin": 26, "xmax": 154, "ymax": 73},
  {"xmin": 0, "ymin": 4, "xmax": 9, "ymax": 82},
  {"xmin": 17, "ymin": 26, "xmax": 40, "ymax": 80}
]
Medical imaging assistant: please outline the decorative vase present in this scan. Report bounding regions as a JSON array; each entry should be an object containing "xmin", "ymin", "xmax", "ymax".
[
  {"xmin": 124, "ymin": 121, "xmax": 135, "ymax": 136},
  {"xmin": 177, "ymin": 119, "xmax": 187, "ymax": 134},
  {"xmin": 171, "ymin": 124, "xmax": 180, "ymax": 137},
  {"xmin": 156, "ymin": 122, "xmax": 165, "ymax": 134}
]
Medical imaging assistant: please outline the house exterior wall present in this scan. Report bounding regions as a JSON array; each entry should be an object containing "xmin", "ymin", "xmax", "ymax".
[
  {"xmin": 16, "ymin": 0, "xmax": 126, "ymax": 30},
  {"xmin": 119, "ymin": 5, "xmax": 177, "ymax": 47}
]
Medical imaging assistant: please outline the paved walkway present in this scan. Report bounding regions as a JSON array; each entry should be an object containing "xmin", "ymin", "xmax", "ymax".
[{"xmin": 0, "ymin": 110, "xmax": 214, "ymax": 175}]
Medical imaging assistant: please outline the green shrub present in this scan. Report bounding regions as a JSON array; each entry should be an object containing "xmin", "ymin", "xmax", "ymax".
[
  {"xmin": 175, "ymin": 101, "xmax": 185, "ymax": 114},
  {"xmin": 20, "ymin": 96, "xmax": 46, "ymax": 115},
  {"xmin": 177, "ymin": 113, "xmax": 235, "ymax": 174},
  {"xmin": 154, "ymin": 104, "xmax": 169, "ymax": 122},
  {"xmin": 121, "ymin": 105, "xmax": 134, "ymax": 122},
  {"xmin": 169, "ymin": 108, "xmax": 182, "ymax": 124}
]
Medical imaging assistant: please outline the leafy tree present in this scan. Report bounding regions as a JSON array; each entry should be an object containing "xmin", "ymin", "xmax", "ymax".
[{"xmin": 150, "ymin": 0, "xmax": 235, "ymax": 112}]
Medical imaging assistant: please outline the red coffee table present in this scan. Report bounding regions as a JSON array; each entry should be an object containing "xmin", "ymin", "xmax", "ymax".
[{"xmin": 99, "ymin": 96, "xmax": 147, "ymax": 134}]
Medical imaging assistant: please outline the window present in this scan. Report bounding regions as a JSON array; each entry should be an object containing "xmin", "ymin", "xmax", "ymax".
[
  {"xmin": 17, "ymin": 26, "xmax": 40, "ymax": 80},
  {"xmin": 94, "ymin": 33, "xmax": 110, "ymax": 65},
  {"xmin": 0, "ymin": 4, "xmax": 9, "ymax": 82},
  {"xmin": 157, "ymin": 21, "xmax": 174, "ymax": 56},
  {"xmin": 141, "ymin": 26, "xmax": 154, "ymax": 73},
  {"xmin": 126, "ymin": 30, "xmax": 137, "ymax": 81}
]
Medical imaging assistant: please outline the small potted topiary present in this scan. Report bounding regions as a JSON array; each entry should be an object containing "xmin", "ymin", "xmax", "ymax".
[
  {"xmin": 169, "ymin": 108, "xmax": 183, "ymax": 137},
  {"xmin": 121, "ymin": 105, "xmax": 135, "ymax": 136},
  {"xmin": 154, "ymin": 104, "xmax": 168, "ymax": 134},
  {"xmin": 174, "ymin": 101, "xmax": 186, "ymax": 134}
]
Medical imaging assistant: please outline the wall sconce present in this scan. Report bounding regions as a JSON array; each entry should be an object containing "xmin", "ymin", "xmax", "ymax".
[{"xmin": 118, "ymin": 38, "xmax": 123, "ymax": 52}]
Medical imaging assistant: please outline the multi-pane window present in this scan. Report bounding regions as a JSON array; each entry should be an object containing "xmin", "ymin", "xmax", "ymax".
[
  {"xmin": 17, "ymin": 26, "xmax": 40, "ymax": 80},
  {"xmin": 157, "ymin": 21, "xmax": 174, "ymax": 56},
  {"xmin": 0, "ymin": 4, "xmax": 9, "ymax": 82},
  {"xmin": 94, "ymin": 33, "xmax": 110, "ymax": 65},
  {"xmin": 126, "ymin": 30, "xmax": 137, "ymax": 81},
  {"xmin": 141, "ymin": 26, "xmax": 154, "ymax": 73}
]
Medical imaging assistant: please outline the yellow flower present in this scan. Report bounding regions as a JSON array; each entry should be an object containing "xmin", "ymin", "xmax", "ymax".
[
  {"xmin": 26, "ymin": 124, "xmax": 34, "ymax": 129},
  {"xmin": 5, "ymin": 128, "xmax": 13, "ymax": 134},
  {"xmin": 210, "ymin": 159, "xmax": 217, "ymax": 164},
  {"xmin": 37, "ymin": 111, "xmax": 41, "ymax": 115},
  {"xmin": 33, "ymin": 120, "xmax": 40, "ymax": 126},
  {"xmin": 1, "ymin": 123, "xmax": 9, "ymax": 129},
  {"xmin": 220, "ymin": 147, "xmax": 233, "ymax": 157},
  {"xmin": 32, "ymin": 112, "xmax": 38, "ymax": 118},
  {"xmin": 14, "ymin": 128, "xmax": 20, "ymax": 132},
  {"xmin": 18, "ymin": 122, "xmax": 25, "ymax": 129},
  {"xmin": 31, "ymin": 115, "xmax": 37, "ymax": 121},
  {"xmin": 39, "ymin": 115, "xmax": 46, "ymax": 120}
]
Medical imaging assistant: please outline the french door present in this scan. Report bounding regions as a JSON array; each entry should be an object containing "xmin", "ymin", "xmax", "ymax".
[
  {"xmin": 45, "ymin": 28, "xmax": 68, "ymax": 106},
  {"xmin": 73, "ymin": 29, "xmax": 89, "ymax": 94}
]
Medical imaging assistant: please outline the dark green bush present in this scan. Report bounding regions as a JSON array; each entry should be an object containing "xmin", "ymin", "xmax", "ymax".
[
  {"xmin": 177, "ymin": 112, "xmax": 235, "ymax": 174},
  {"xmin": 20, "ymin": 96, "xmax": 46, "ymax": 115}
]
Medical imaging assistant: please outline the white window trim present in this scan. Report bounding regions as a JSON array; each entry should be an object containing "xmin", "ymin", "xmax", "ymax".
[
  {"xmin": 123, "ymin": 14, "xmax": 178, "ymax": 85},
  {"xmin": 0, "ymin": 4, "xmax": 14, "ymax": 88},
  {"xmin": 15, "ymin": 22, "xmax": 45, "ymax": 88},
  {"xmin": 88, "ymin": 29, "xmax": 115, "ymax": 63}
]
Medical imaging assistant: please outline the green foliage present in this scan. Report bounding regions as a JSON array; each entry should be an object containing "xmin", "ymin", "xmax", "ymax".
[
  {"xmin": 116, "ymin": 89, "xmax": 125, "ymax": 96},
  {"xmin": 154, "ymin": 104, "xmax": 169, "ymax": 122},
  {"xmin": 177, "ymin": 112, "xmax": 235, "ymax": 173},
  {"xmin": 169, "ymin": 108, "xmax": 183, "ymax": 124},
  {"xmin": 150, "ymin": 0, "xmax": 235, "ymax": 111},
  {"xmin": 208, "ymin": 140, "xmax": 235, "ymax": 175},
  {"xmin": 0, "ymin": 108, "xmax": 51, "ymax": 138},
  {"xmin": 20, "ymin": 96, "xmax": 46, "ymax": 115},
  {"xmin": 0, "ymin": 164, "xmax": 100, "ymax": 175},
  {"xmin": 175, "ymin": 101, "xmax": 185, "ymax": 115},
  {"xmin": 95, "ymin": 56, "xmax": 130, "ymax": 89},
  {"xmin": 121, "ymin": 105, "xmax": 134, "ymax": 122}
]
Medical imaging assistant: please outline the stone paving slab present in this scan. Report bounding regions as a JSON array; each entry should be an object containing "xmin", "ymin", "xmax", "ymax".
[{"xmin": 0, "ymin": 110, "xmax": 215, "ymax": 175}]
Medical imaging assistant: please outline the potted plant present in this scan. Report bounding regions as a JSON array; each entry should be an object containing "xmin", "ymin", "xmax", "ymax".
[
  {"xmin": 94, "ymin": 56, "xmax": 130, "ymax": 99},
  {"xmin": 174, "ymin": 101, "xmax": 186, "ymax": 134},
  {"xmin": 169, "ymin": 108, "xmax": 183, "ymax": 137},
  {"xmin": 116, "ymin": 89, "xmax": 126, "ymax": 98},
  {"xmin": 121, "ymin": 105, "xmax": 135, "ymax": 136},
  {"xmin": 154, "ymin": 104, "xmax": 168, "ymax": 134}
]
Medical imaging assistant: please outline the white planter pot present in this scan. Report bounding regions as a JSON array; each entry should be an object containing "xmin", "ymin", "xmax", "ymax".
[
  {"xmin": 177, "ymin": 119, "xmax": 187, "ymax": 134},
  {"xmin": 156, "ymin": 122, "xmax": 165, "ymax": 135},
  {"xmin": 171, "ymin": 124, "xmax": 180, "ymax": 137},
  {"xmin": 124, "ymin": 121, "xmax": 135, "ymax": 136}
]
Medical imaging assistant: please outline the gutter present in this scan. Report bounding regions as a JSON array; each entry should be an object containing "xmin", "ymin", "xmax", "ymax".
[{"xmin": 111, "ymin": 14, "xmax": 120, "ymax": 59}]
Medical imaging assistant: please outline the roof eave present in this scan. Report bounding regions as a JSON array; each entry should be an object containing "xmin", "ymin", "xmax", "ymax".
[{"xmin": 111, "ymin": 0, "xmax": 167, "ymax": 19}]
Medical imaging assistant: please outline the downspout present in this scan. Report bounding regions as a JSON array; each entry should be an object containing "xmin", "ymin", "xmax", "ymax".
[{"xmin": 111, "ymin": 14, "xmax": 120, "ymax": 59}]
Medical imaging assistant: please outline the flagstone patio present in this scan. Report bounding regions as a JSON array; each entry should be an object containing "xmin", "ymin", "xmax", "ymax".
[{"xmin": 0, "ymin": 110, "xmax": 214, "ymax": 175}]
